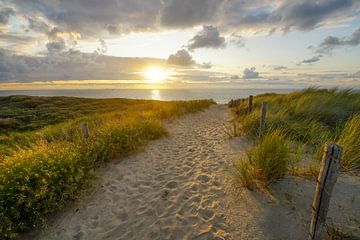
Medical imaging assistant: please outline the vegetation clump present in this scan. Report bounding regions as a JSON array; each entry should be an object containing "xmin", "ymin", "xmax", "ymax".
[
  {"xmin": 235, "ymin": 130, "xmax": 291, "ymax": 188},
  {"xmin": 0, "ymin": 96, "xmax": 214, "ymax": 238},
  {"xmin": 231, "ymin": 88, "xmax": 360, "ymax": 188}
]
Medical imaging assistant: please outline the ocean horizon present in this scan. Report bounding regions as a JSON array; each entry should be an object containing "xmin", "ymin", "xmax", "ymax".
[{"xmin": 0, "ymin": 88, "xmax": 296, "ymax": 104}]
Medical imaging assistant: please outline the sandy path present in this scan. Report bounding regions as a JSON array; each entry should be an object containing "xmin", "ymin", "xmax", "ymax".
[
  {"xmin": 36, "ymin": 104, "xmax": 243, "ymax": 239},
  {"xmin": 32, "ymin": 104, "xmax": 360, "ymax": 240}
]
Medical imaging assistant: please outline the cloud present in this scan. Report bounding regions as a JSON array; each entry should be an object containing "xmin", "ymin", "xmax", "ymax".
[
  {"xmin": 243, "ymin": 67, "xmax": 259, "ymax": 79},
  {"xmin": 351, "ymin": 71, "xmax": 360, "ymax": 77},
  {"xmin": 0, "ymin": 7, "xmax": 15, "ymax": 25},
  {"xmin": 187, "ymin": 25, "xmax": 226, "ymax": 50},
  {"xmin": 316, "ymin": 27, "xmax": 360, "ymax": 54},
  {"xmin": 0, "ymin": 31, "xmax": 37, "ymax": 53},
  {"xmin": 274, "ymin": 0, "xmax": 355, "ymax": 31},
  {"xmin": 199, "ymin": 62, "xmax": 212, "ymax": 69},
  {"xmin": 42, "ymin": 27, "xmax": 80, "ymax": 54},
  {"xmin": 160, "ymin": 0, "xmax": 223, "ymax": 28},
  {"xmin": 96, "ymin": 39, "xmax": 107, "ymax": 54},
  {"xmin": 273, "ymin": 65, "xmax": 288, "ymax": 71},
  {"xmin": 167, "ymin": 49, "xmax": 195, "ymax": 66},
  {"xmin": 298, "ymin": 55, "xmax": 322, "ymax": 65},
  {"xmin": 221, "ymin": 0, "xmax": 360, "ymax": 33},
  {"xmin": 229, "ymin": 34, "xmax": 245, "ymax": 48},
  {"xmin": 0, "ymin": 48, "xmax": 166, "ymax": 82},
  {"xmin": 7, "ymin": 0, "xmax": 358, "ymax": 41},
  {"xmin": 11, "ymin": 0, "xmax": 162, "ymax": 37},
  {"xmin": 25, "ymin": 16, "xmax": 51, "ymax": 33},
  {"xmin": 46, "ymin": 39, "xmax": 66, "ymax": 53}
]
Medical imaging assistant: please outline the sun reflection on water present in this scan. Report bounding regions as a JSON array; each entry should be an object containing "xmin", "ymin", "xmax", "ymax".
[{"xmin": 151, "ymin": 89, "xmax": 161, "ymax": 100}]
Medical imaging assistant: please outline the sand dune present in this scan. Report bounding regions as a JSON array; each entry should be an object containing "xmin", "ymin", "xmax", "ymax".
[{"xmin": 30, "ymin": 105, "xmax": 359, "ymax": 240}]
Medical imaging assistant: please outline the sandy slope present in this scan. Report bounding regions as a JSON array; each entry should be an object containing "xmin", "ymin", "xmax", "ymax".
[{"xmin": 31, "ymin": 104, "xmax": 359, "ymax": 240}]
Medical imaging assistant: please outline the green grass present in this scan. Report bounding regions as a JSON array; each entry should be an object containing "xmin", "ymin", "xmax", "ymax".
[
  {"xmin": 0, "ymin": 96, "xmax": 214, "ymax": 238},
  {"xmin": 337, "ymin": 114, "xmax": 360, "ymax": 171},
  {"xmin": 234, "ymin": 130, "xmax": 291, "ymax": 188},
  {"xmin": 231, "ymin": 88, "xmax": 360, "ymax": 188}
]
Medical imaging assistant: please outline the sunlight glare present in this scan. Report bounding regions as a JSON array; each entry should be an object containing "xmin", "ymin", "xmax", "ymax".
[{"xmin": 144, "ymin": 68, "xmax": 167, "ymax": 83}]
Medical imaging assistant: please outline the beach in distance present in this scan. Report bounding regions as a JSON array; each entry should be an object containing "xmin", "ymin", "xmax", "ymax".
[{"xmin": 0, "ymin": 88, "xmax": 295, "ymax": 104}]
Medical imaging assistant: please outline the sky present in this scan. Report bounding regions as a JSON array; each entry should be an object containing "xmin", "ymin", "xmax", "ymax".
[{"xmin": 0, "ymin": 0, "xmax": 360, "ymax": 90}]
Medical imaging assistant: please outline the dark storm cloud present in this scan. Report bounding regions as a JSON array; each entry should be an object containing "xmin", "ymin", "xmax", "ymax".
[
  {"xmin": 243, "ymin": 67, "xmax": 260, "ymax": 79},
  {"xmin": 187, "ymin": 25, "xmax": 226, "ymax": 50},
  {"xmin": 160, "ymin": 0, "xmax": 223, "ymax": 28},
  {"xmin": 0, "ymin": 7, "xmax": 14, "ymax": 24},
  {"xmin": 167, "ymin": 49, "xmax": 196, "ymax": 66},
  {"xmin": 317, "ymin": 28, "xmax": 360, "ymax": 53}
]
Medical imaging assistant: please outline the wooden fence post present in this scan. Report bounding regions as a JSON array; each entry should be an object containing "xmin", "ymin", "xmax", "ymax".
[
  {"xmin": 259, "ymin": 101, "xmax": 267, "ymax": 138},
  {"xmin": 80, "ymin": 122, "xmax": 89, "ymax": 138},
  {"xmin": 248, "ymin": 95, "xmax": 253, "ymax": 112},
  {"xmin": 309, "ymin": 144, "xmax": 342, "ymax": 240}
]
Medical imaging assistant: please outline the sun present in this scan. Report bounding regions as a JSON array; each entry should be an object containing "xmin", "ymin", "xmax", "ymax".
[{"xmin": 144, "ymin": 67, "xmax": 167, "ymax": 83}]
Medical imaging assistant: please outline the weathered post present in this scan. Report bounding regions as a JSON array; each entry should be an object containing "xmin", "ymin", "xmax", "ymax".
[
  {"xmin": 80, "ymin": 122, "xmax": 89, "ymax": 138},
  {"xmin": 309, "ymin": 144, "xmax": 342, "ymax": 240},
  {"xmin": 248, "ymin": 95, "xmax": 253, "ymax": 112},
  {"xmin": 259, "ymin": 101, "xmax": 267, "ymax": 138}
]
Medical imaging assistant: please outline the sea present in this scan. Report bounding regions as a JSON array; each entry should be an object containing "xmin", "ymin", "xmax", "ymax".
[{"xmin": 0, "ymin": 88, "xmax": 296, "ymax": 104}]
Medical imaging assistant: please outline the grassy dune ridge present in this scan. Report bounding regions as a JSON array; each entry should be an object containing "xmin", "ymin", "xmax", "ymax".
[
  {"xmin": 231, "ymin": 88, "xmax": 360, "ymax": 188},
  {"xmin": 0, "ymin": 96, "xmax": 214, "ymax": 238}
]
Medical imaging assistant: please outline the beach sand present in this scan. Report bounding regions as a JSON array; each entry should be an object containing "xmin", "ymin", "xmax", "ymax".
[{"xmin": 29, "ymin": 104, "xmax": 360, "ymax": 240}]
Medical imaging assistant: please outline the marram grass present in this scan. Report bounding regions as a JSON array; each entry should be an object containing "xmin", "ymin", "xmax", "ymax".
[
  {"xmin": 235, "ymin": 130, "xmax": 291, "ymax": 188},
  {"xmin": 231, "ymin": 88, "xmax": 360, "ymax": 188},
  {"xmin": 0, "ymin": 97, "xmax": 214, "ymax": 238},
  {"xmin": 337, "ymin": 114, "xmax": 360, "ymax": 171}
]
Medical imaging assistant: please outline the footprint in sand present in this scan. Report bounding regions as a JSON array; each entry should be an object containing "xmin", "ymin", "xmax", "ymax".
[
  {"xmin": 197, "ymin": 174, "xmax": 210, "ymax": 183},
  {"xmin": 165, "ymin": 181, "xmax": 178, "ymax": 189},
  {"xmin": 35, "ymin": 105, "xmax": 240, "ymax": 240}
]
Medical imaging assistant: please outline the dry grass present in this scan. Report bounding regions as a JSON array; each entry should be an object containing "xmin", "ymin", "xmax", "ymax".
[{"xmin": 0, "ymin": 96, "xmax": 214, "ymax": 238}]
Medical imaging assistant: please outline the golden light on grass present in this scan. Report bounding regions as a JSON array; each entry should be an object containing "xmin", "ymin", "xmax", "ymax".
[{"xmin": 144, "ymin": 67, "xmax": 167, "ymax": 83}]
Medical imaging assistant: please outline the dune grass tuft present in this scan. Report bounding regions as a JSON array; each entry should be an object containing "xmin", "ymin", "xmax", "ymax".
[
  {"xmin": 235, "ymin": 130, "xmax": 291, "ymax": 188},
  {"xmin": 337, "ymin": 114, "xmax": 360, "ymax": 171}
]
